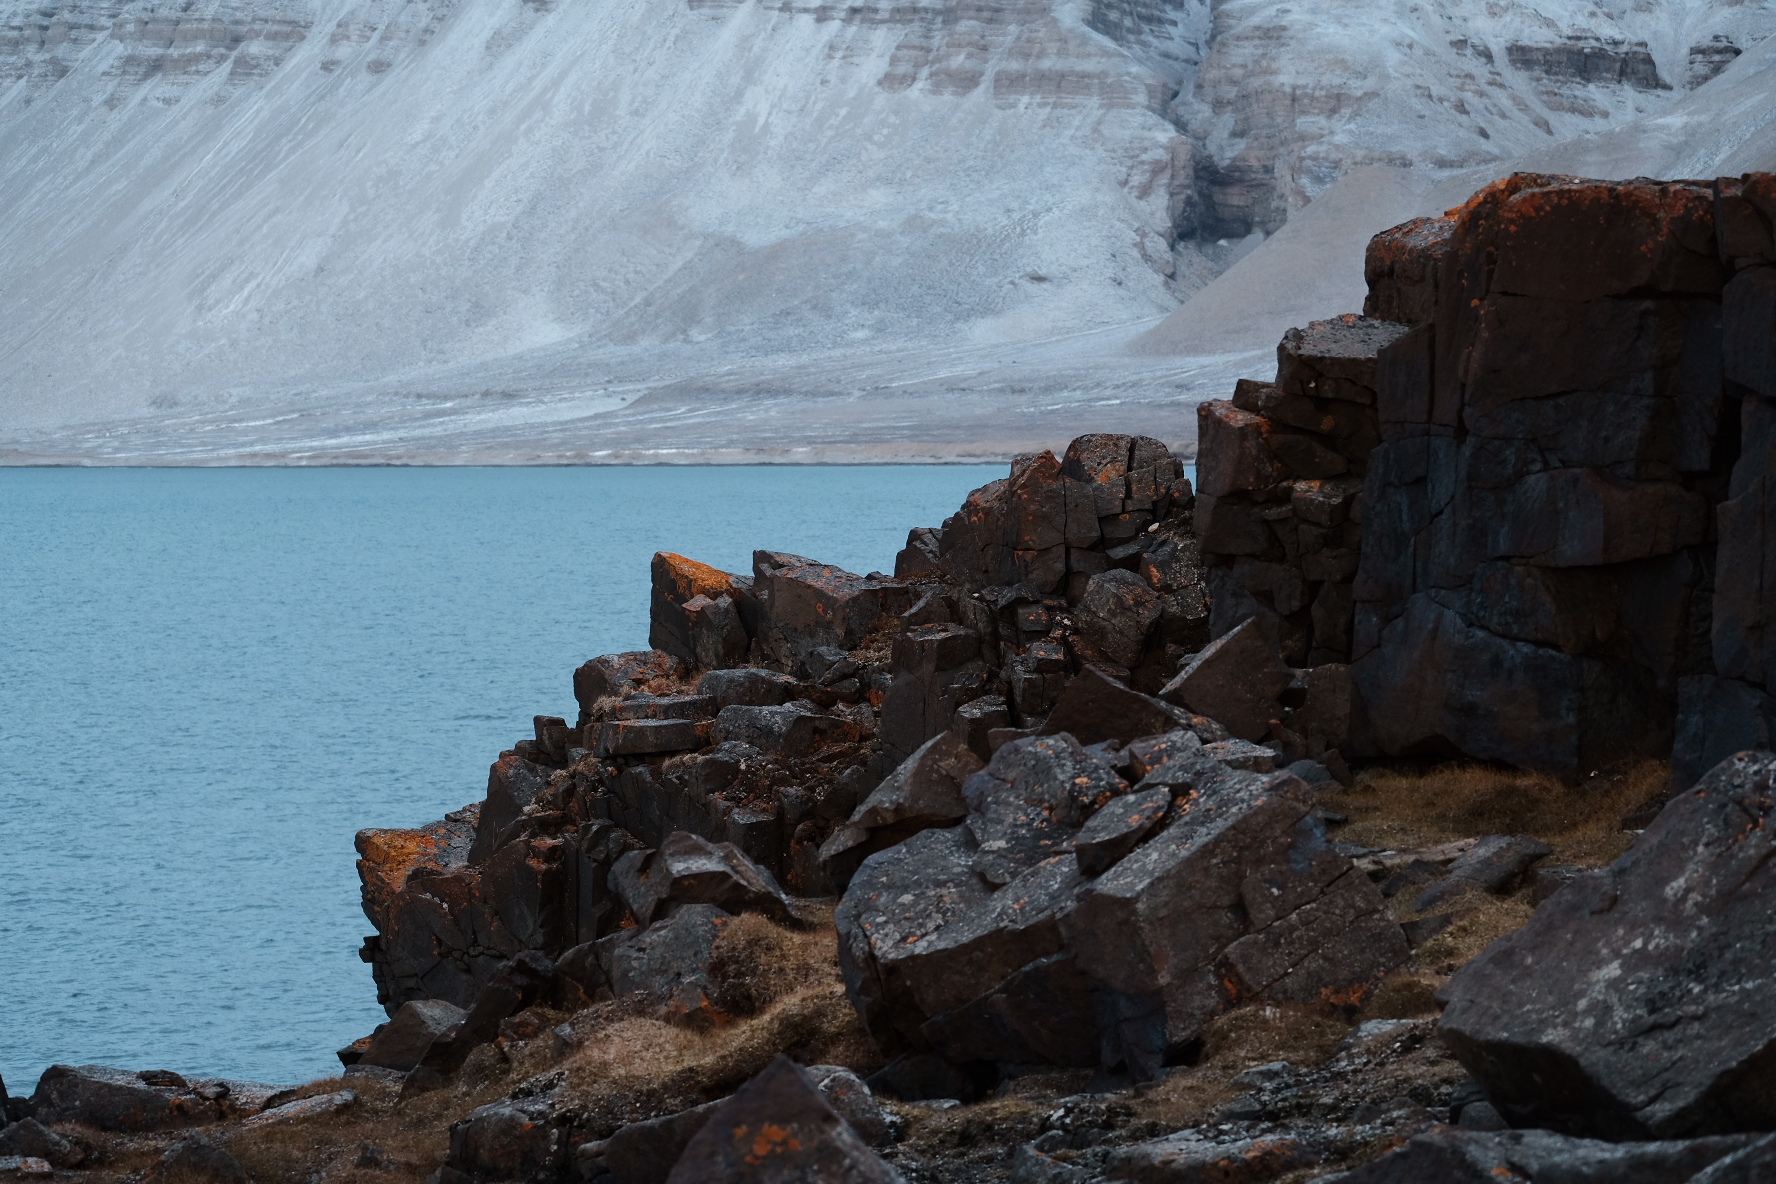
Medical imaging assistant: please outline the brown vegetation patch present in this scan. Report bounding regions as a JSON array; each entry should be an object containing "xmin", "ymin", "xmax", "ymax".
[{"xmin": 1329, "ymin": 757, "xmax": 1667, "ymax": 866}]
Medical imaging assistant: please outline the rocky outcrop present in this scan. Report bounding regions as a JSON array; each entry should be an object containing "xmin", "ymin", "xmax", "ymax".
[
  {"xmin": 834, "ymin": 732, "xmax": 1407, "ymax": 1079},
  {"xmin": 1438, "ymin": 751, "xmax": 1776, "ymax": 1139}
]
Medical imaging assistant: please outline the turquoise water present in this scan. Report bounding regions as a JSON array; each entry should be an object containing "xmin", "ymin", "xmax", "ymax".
[{"xmin": 0, "ymin": 465, "xmax": 1000, "ymax": 1093}]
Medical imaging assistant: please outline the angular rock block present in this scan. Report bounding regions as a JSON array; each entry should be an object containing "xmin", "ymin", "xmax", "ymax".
[
  {"xmin": 1162, "ymin": 617, "xmax": 1292, "ymax": 742},
  {"xmin": 878, "ymin": 622, "xmax": 988, "ymax": 764},
  {"xmin": 468, "ymin": 751, "xmax": 552, "ymax": 865},
  {"xmin": 650, "ymin": 551, "xmax": 747, "ymax": 667},
  {"xmin": 573, "ymin": 651, "xmax": 677, "ymax": 723},
  {"xmin": 1276, "ymin": 314, "xmax": 1409, "ymax": 405},
  {"xmin": 1073, "ymin": 786, "xmax": 1170, "ymax": 876},
  {"xmin": 664, "ymin": 1056, "xmax": 900, "ymax": 1183},
  {"xmin": 596, "ymin": 903, "xmax": 730, "ymax": 1020},
  {"xmin": 1439, "ymin": 751, "xmax": 1776, "ymax": 1138},
  {"xmin": 1196, "ymin": 401, "xmax": 1285, "ymax": 497},
  {"xmin": 611, "ymin": 830, "xmax": 793, "ymax": 928},
  {"xmin": 138, "ymin": 1136, "xmax": 249, "ymax": 1184},
  {"xmin": 1075, "ymin": 569, "xmax": 1161, "ymax": 670},
  {"xmin": 603, "ymin": 1100, "xmax": 722, "ymax": 1184},
  {"xmin": 1411, "ymin": 834, "xmax": 1550, "ymax": 910},
  {"xmin": 448, "ymin": 1101, "xmax": 565, "ymax": 1184},
  {"xmin": 1042, "ymin": 665, "xmax": 1221, "ymax": 748},
  {"xmin": 753, "ymin": 552, "xmax": 909, "ymax": 671},
  {"xmin": 821, "ymin": 732, "xmax": 981, "ymax": 880},
  {"xmin": 838, "ymin": 759, "xmax": 1407, "ymax": 1077},
  {"xmin": 698, "ymin": 666, "xmax": 801, "ymax": 709},
  {"xmin": 28, "ymin": 1066, "xmax": 218, "ymax": 1133},
  {"xmin": 1364, "ymin": 213, "xmax": 1454, "ymax": 326},
  {"xmin": 0, "ymin": 1122, "xmax": 82, "ymax": 1170},
  {"xmin": 711, "ymin": 702, "xmax": 822, "ymax": 756},
  {"xmin": 359, "ymin": 998, "xmax": 466, "ymax": 1072},
  {"xmin": 596, "ymin": 718, "xmax": 707, "ymax": 757},
  {"xmin": 1100, "ymin": 1133, "xmax": 1314, "ymax": 1183}
]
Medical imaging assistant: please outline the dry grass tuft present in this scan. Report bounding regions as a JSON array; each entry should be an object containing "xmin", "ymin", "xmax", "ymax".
[
  {"xmin": 1407, "ymin": 894, "xmax": 1537, "ymax": 977},
  {"xmin": 555, "ymin": 915, "xmax": 878, "ymax": 1137},
  {"xmin": 1329, "ymin": 757, "xmax": 1668, "ymax": 866},
  {"xmin": 1357, "ymin": 971, "xmax": 1445, "ymax": 1021},
  {"xmin": 1199, "ymin": 1004, "xmax": 1351, "ymax": 1074}
]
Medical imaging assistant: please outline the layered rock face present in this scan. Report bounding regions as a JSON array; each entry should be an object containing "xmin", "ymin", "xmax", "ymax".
[{"xmin": 1340, "ymin": 173, "xmax": 1749, "ymax": 778}]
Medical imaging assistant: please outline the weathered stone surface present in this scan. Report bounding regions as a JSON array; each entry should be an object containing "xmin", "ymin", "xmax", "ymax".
[
  {"xmin": 603, "ymin": 1100, "xmax": 722, "ymax": 1184},
  {"xmin": 597, "ymin": 904, "xmax": 730, "ymax": 1020},
  {"xmin": 1196, "ymin": 402, "xmax": 1285, "ymax": 497},
  {"xmin": 28, "ymin": 1066, "xmax": 216, "ymax": 1133},
  {"xmin": 1691, "ymin": 1135, "xmax": 1776, "ymax": 1183},
  {"xmin": 805, "ymin": 1065, "xmax": 890, "ymax": 1148},
  {"xmin": 448, "ymin": 1101, "xmax": 564, "ymax": 1183},
  {"xmin": 664, "ymin": 1056, "xmax": 900, "ymax": 1183},
  {"xmin": 878, "ymin": 622, "xmax": 988, "ymax": 763},
  {"xmin": 1364, "ymin": 214, "xmax": 1453, "ymax": 326},
  {"xmin": 1439, "ymin": 751, "xmax": 1776, "ymax": 1138},
  {"xmin": 1161, "ymin": 618, "xmax": 1292, "ymax": 742},
  {"xmin": 0, "ymin": 1122, "xmax": 81, "ymax": 1170},
  {"xmin": 1100, "ymin": 1133, "xmax": 1315, "ymax": 1183},
  {"xmin": 574, "ymin": 651, "xmax": 676, "ymax": 723},
  {"xmin": 358, "ymin": 998, "xmax": 466, "ymax": 1072},
  {"xmin": 240, "ymin": 1090, "xmax": 355, "ymax": 1128},
  {"xmin": 1043, "ymin": 665, "xmax": 1220, "ymax": 748},
  {"xmin": 836, "ymin": 826, "xmax": 995, "ymax": 1046},
  {"xmin": 1332, "ymin": 1128, "xmax": 1759, "ymax": 1184},
  {"xmin": 962, "ymin": 734, "xmax": 1126, "ymax": 885},
  {"xmin": 138, "ymin": 1137, "xmax": 248, "ymax": 1184},
  {"xmin": 699, "ymin": 666, "xmax": 801, "ymax": 709},
  {"xmin": 753, "ymin": 552, "xmax": 908, "ymax": 671},
  {"xmin": 650, "ymin": 552, "xmax": 745, "ymax": 667},
  {"xmin": 612, "ymin": 694, "xmax": 717, "ymax": 721},
  {"xmin": 354, "ymin": 805, "xmax": 480, "ymax": 938},
  {"xmin": 405, "ymin": 951, "xmax": 559, "ymax": 1090},
  {"xmin": 1075, "ymin": 569, "xmax": 1162, "ymax": 670},
  {"xmin": 468, "ymin": 752, "xmax": 552, "ymax": 865},
  {"xmin": 711, "ymin": 702, "xmax": 822, "ymax": 756},
  {"xmin": 1074, "ymin": 786, "xmax": 1171, "ymax": 876},
  {"xmin": 822, "ymin": 732, "xmax": 983, "ymax": 882},
  {"xmin": 596, "ymin": 718, "xmax": 708, "ymax": 757},
  {"xmin": 1673, "ymin": 676, "xmax": 1776, "ymax": 790},
  {"xmin": 611, "ymin": 831, "xmax": 793, "ymax": 928}
]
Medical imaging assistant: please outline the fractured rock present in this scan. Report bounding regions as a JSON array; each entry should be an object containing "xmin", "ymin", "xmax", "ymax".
[
  {"xmin": 961, "ymin": 734, "xmax": 1126, "ymax": 885},
  {"xmin": 448, "ymin": 1101, "xmax": 565, "ymax": 1183},
  {"xmin": 711, "ymin": 702, "xmax": 823, "ymax": 757},
  {"xmin": 1411, "ymin": 834, "xmax": 1551, "ymax": 910},
  {"xmin": 820, "ymin": 732, "xmax": 981, "ymax": 883},
  {"xmin": 805, "ymin": 1066, "xmax": 890, "ymax": 1148},
  {"xmin": 596, "ymin": 904, "xmax": 730, "ymax": 1020},
  {"xmin": 1042, "ymin": 665, "xmax": 1222, "ymax": 749},
  {"xmin": 241, "ymin": 1090, "xmax": 355, "ymax": 1128},
  {"xmin": 28, "ymin": 1066, "xmax": 216, "ymax": 1133},
  {"xmin": 604, "ymin": 1100, "xmax": 723, "ymax": 1184},
  {"xmin": 698, "ymin": 667, "xmax": 802, "ymax": 709},
  {"xmin": 1161, "ymin": 618, "xmax": 1292, "ymax": 742},
  {"xmin": 1074, "ymin": 786, "xmax": 1171, "ymax": 876},
  {"xmin": 650, "ymin": 551, "xmax": 747, "ymax": 668},
  {"xmin": 1438, "ymin": 751, "xmax": 1776, "ymax": 1138},
  {"xmin": 468, "ymin": 752, "xmax": 552, "ymax": 866},
  {"xmin": 663, "ymin": 1056, "xmax": 900, "ymax": 1183},
  {"xmin": 610, "ymin": 830, "xmax": 794, "ymax": 928},
  {"xmin": 358, "ymin": 999, "xmax": 466, "ymax": 1073},
  {"xmin": 0, "ymin": 1122, "xmax": 80, "ymax": 1170},
  {"xmin": 574, "ymin": 651, "xmax": 677, "ymax": 724},
  {"xmin": 1099, "ymin": 1133, "xmax": 1316, "ymax": 1183}
]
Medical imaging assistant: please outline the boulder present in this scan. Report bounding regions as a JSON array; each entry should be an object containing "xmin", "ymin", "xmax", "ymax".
[
  {"xmin": 1364, "ymin": 214, "xmax": 1454, "ymax": 326},
  {"xmin": 404, "ymin": 951, "xmax": 559, "ymax": 1091},
  {"xmin": 753, "ymin": 553, "xmax": 909, "ymax": 671},
  {"xmin": 138, "ymin": 1137, "xmax": 249, "ymax": 1184},
  {"xmin": 1075, "ymin": 569, "xmax": 1162, "ymax": 670},
  {"xmin": 1411, "ymin": 834, "xmax": 1551, "ymax": 911},
  {"xmin": 448, "ymin": 1102, "xmax": 565, "ymax": 1183},
  {"xmin": 1161, "ymin": 618, "xmax": 1292, "ymax": 742},
  {"xmin": 240, "ymin": 1090, "xmax": 355, "ymax": 1128},
  {"xmin": 1042, "ymin": 666, "xmax": 1222, "ymax": 748},
  {"xmin": 820, "ymin": 733, "xmax": 981, "ymax": 879},
  {"xmin": 1438, "ymin": 751, "xmax": 1776, "ymax": 1138},
  {"xmin": 596, "ymin": 718, "xmax": 708, "ymax": 757},
  {"xmin": 604, "ymin": 1100, "xmax": 723, "ymax": 1184},
  {"xmin": 357, "ymin": 998, "xmax": 466, "ymax": 1073},
  {"xmin": 28, "ymin": 1066, "xmax": 216, "ymax": 1133},
  {"xmin": 711, "ymin": 703, "xmax": 822, "ymax": 757},
  {"xmin": 961, "ymin": 734, "xmax": 1126, "ymax": 885},
  {"xmin": 804, "ymin": 1066, "xmax": 890, "ymax": 1147},
  {"xmin": 611, "ymin": 831, "xmax": 794, "ymax": 928},
  {"xmin": 663, "ymin": 1056, "xmax": 900, "ymax": 1183},
  {"xmin": 699, "ymin": 667, "xmax": 801, "ymax": 709},
  {"xmin": 878, "ymin": 622, "xmax": 989, "ymax": 764},
  {"xmin": 0, "ymin": 1122, "xmax": 81, "ymax": 1169},
  {"xmin": 1331, "ymin": 1129, "xmax": 1760, "ymax": 1184},
  {"xmin": 597, "ymin": 904, "xmax": 730, "ymax": 1020}
]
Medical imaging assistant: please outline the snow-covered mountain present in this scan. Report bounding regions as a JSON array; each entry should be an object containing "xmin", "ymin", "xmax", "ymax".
[{"xmin": 0, "ymin": 0, "xmax": 1771, "ymax": 460}]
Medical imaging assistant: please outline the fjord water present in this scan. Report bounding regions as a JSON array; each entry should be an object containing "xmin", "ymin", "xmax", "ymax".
[{"xmin": 0, "ymin": 465, "xmax": 999, "ymax": 1092}]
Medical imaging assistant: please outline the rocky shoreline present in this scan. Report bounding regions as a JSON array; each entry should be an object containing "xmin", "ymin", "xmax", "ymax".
[{"xmin": 9, "ymin": 171, "xmax": 1776, "ymax": 1183}]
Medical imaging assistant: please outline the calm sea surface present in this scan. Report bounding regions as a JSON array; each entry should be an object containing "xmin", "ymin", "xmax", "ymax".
[{"xmin": 0, "ymin": 465, "xmax": 1000, "ymax": 1093}]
